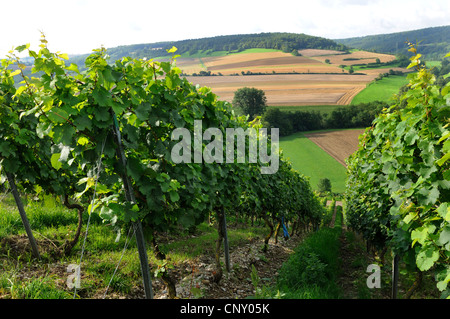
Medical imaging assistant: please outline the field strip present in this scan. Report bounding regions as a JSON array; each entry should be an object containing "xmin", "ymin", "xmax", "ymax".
[
  {"xmin": 336, "ymin": 86, "xmax": 366, "ymax": 105},
  {"xmin": 279, "ymin": 132, "xmax": 348, "ymax": 193},
  {"xmin": 304, "ymin": 129, "xmax": 365, "ymax": 167}
]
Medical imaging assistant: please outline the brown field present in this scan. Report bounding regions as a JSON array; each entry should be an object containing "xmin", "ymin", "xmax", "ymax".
[
  {"xmin": 305, "ymin": 49, "xmax": 396, "ymax": 66},
  {"xmin": 186, "ymin": 74, "xmax": 376, "ymax": 106},
  {"xmin": 298, "ymin": 49, "xmax": 346, "ymax": 57},
  {"xmin": 304, "ymin": 129, "xmax": 366, "ymax": 166},
  {"xmin": 177, "ymin": 51, "xmax": 344, "ymax": 75},
  {"xmin": 175, "ymin": 58, "xmax": 204, "ymax": 74}
]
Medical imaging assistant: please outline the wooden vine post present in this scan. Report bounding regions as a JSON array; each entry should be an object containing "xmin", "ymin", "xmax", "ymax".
[
  {"xmin": 222, "ymin": 207, "xmax": 230, "ymax": 272},
  {"xmin": 112, "ymin": 115, "xmax": 153, "ymax": 299},
  {"xmin": 5, "ymin": 172, "xmax": 40, "ymax": 259},
  {"xmin": 391, "ymin": 253, "xmax": 400, "ymax": 299}
]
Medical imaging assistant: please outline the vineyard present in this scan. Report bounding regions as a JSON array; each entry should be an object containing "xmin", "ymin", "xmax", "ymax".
[
  {"xmin": 0, "ymin": 35, "xmax": 449, "ymax": 301},
  {"xmin": 345, "ymin": 44, "xmax": 450, "ymax": 298},
  {"xmin": 0, "ymin": 35, "xmax": 324, "ymax": 299}
]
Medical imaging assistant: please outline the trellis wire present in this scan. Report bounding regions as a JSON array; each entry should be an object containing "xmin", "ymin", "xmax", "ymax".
[
  {"xmin": 73, "ymin": 134, "xmax": 108, "ymax": 299},
  {"xmin": 102, "ymin": 225, "xmax": 135, "ymax": 299}
]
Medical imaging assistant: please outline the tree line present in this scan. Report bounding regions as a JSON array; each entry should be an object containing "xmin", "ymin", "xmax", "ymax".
[
  {"xmin": 261, "ymin": 101, "xmax": 389, "ymax": 137},
  {"xmin": 68, "ymin": 32, "xmax": 348, "ymax": 69},
  {"xmin": 336, "ymin": 25, "xmax": 450, "ymax": 60}
]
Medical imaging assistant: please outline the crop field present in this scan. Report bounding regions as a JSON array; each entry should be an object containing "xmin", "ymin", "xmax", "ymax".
[
  {"xmin": 202, "ymin": 51, "xmax": 342, "ymax": 75},
  {"xmin": 304, "ymin": 49, "xmax": 397, "ymax": 66},
  {"xmin": 178, "ymin": 49, "xmax": 410, "ymax": 106},
  {"xmin": 186, "ymin": 74, "xmax": 374, "ymax": 106},
  {"xmin": 279, "ymin": 128, "xmax": 365, "ymax": 193},
  {"xmin": 303, "ymin": 129, "xmax": 366, "ymax": 167}
]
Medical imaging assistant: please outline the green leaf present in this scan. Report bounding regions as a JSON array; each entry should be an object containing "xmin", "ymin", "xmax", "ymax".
[
  {"xmin": 126, "ymin": 157, "xmax": 144, "ymax": 181},
  {"xmin": 13, "ymin": 85, "xmax": 27, "ymax": 98},
  {"xmin": 167, "ymin": 46, "xmax": 177, "ymax": 54},
  {"xmin": 51, "ymin": 153, "xmax": 62, "ymax": 171},
  {"xmin": 411, "ymin": 227, "xmax": 428, "ymax": 247},
  {"xmin": 437, "ymin": 152, "xmax": 450, "ymax": 166},
  {"xmin": 416, "ymin": 245, "xmax": 440, "ymax": 271},
  {"xmin": 438, "ymin": 226, "xmax": 450, "ymax": 249},
  {"xmin": 169, "ymin": 190, "xmax": 180, "ymax": 202},
  {"xmin": 52, "ymin": 124, "xmax": 76, "ymax": 145},
  {"xmin": 66, "ymin": 63, "xmax": 79, "ymax": 73},
  {"xmin": 74, "ymin": 115, "xmax": 92, "ymax": 131},
  {"xmin": 94, "ymin": 107, "xmax": 110, "ymax": 122},
  {"xmin": 404, "ymin": 128, "xmax": 419, "ymax": 145},
  {"xmin": 48, "ymin": 107, "xmax": 69, "ymax": 123},
  {"xmin": 0, "ymin": 141, "xmax": 15, "ymax": 158},
  {"xmin": 36, "ymin": 122, "xmax": 52, "ymax": 138},
  {"xmin": 15, "ymin": 44, "xmax": 30, "ymax": 52},
  {"xmin": 437, "ymin": 203, "xmax": 450, "ymax": 221}
]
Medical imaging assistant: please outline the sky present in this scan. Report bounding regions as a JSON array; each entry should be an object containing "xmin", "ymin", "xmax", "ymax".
[{"xmin": 2, "ymin": 0, "xmax": 449, "ymax": 57}]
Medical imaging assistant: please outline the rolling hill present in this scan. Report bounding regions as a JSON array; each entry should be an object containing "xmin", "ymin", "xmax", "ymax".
[{"xmin": 335, "ymin": 25, "xmax": 450, "ymax": 60}]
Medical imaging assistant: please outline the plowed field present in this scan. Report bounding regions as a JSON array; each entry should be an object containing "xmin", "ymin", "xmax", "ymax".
[
  {"xmin": 304, "ymin": 129, "xmax": 365, "ymax": 166},
  {"xmin": 186, "ymin": 74, "xmax": 376, "ymax": 106},
  {"xmin": 308, "ymin": 49, "xmax": 396, "ymax": 66}
]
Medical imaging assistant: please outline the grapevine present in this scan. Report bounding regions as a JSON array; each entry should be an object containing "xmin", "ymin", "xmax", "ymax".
[{"xmin": 345, "ymin": 44, "xmax": 450, "ymax": 297}]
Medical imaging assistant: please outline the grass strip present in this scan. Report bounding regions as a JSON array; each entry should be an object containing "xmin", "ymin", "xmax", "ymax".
[
  {"xmin": 271, "ymin": 208, "xmax": 343, "ymax": 299},
  {"xmin": 279, "ymin": 132, "xmax": 347, "ymax": 193}
]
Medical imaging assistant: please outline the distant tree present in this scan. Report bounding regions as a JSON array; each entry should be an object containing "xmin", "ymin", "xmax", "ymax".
[
  {"xmin": 318, "ymin": 178, "xmax": 332, "ymax": 193},
  {"xmin": 376, "ymin": 58, "xmax": 381, "ymax": 64},
  {"xmin": 232, "ymin": 87, "xmax": 267, "ymax": 120},
  {"xmin": 261, "ymin": 108, "xmax": 293, "ymax": 136},
  {"xmin": 325, "ymin": 59, "xmax": 330, "ymax": 64}
]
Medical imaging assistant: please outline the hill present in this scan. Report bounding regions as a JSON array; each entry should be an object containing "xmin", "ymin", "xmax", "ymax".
[
  {"xmin": 335, "ymin": 25, "xmax": 450, "ymax": 60},
  {"xmin": 69, "ymin": 32, "xmax": 348, "ymax": 68}
]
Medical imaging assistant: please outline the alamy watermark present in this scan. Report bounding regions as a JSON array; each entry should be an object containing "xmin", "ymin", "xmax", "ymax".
[
  {"xmin": 171, "ymin": 120, "xmax": 279, "ymax": 174},
  {"xmin": 366, "ymin": 264, "xmax": 381, "ymax": 289},
  {"xmin": 67, "ymin": 263, "xmax": 81, "ymax": 289}
]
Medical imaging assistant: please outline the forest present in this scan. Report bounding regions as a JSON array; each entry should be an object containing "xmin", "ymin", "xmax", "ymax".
[{"xmin": 336, "ymin": 25, "xmax": 450, "ymax": 60}]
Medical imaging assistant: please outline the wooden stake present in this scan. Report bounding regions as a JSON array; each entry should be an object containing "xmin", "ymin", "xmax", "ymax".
[
  {"xmin": 112, "ymin": 115, "xmax": 153, "ymax": 299},
  {"xmin": 222, "ymin": 207, "xmax": 230, "ymax": 273},
  {"xmin": 5, "ymin": 172, "xmax": 40, "ymax": 259},
  {"xmin": 392, "ymin": 253, "xmax": 400, "ymax": 299}
]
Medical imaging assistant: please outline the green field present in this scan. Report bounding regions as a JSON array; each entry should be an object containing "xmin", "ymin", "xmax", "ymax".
[
  {"xmin": 279, "ymin": 131, "xmax": 347, "ymax": 194},
  {"xmin": 350, "ymin": 74, "xmax": 409, "ymax": 104}
]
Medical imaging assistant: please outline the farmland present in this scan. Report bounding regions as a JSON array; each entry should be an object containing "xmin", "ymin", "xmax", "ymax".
[
  {"xmin": 279, "ymin": 131, "xmax": 348, "ymax": 194},
  {"xmin": 186, "ymin": 73, "xmax": 374, "ymax": 106},
  {"xmin": 350, "ymin": 74, "xmax": 410, "ymax": 104},
  {"xmin": 303, "ymin": 129, "xmax": 365, "ymax": 167},
  {"xmin": 178, "ymin": 49, "xmax": 409, "ymax": 106}
]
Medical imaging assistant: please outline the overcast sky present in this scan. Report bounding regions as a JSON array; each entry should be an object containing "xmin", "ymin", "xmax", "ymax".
[{"xmin": 2, "ymin": 0, "xmax": 449, "ymax": 57}]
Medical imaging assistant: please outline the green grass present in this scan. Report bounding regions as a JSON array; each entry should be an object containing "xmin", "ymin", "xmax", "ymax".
[
  {"xmin": 425, "ymin": 60, "xmax": 442, "ymax": 68},
  {"xmin": 0, "ymin": 194, "xmax": 270, "ymax": 299},
  {"xmin": 274, "ymin": 211, "xmax": 343, "ymax": 299},
  {"xmin": 179, "ymin": 49, "xmax": 229, "ymax": 58},
  {"xmin": 351, "ymin": 74, "xmax": 409, "ymax": 104},
  {"xmin": 279, "ymin": 131, "xmax": 347, "ymax": 193}
]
